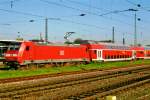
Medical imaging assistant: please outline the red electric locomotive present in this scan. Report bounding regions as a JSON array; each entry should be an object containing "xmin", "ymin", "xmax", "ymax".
[{"xmin": 4, "ymin": 41, "xmax": 90, "ymax": 68}]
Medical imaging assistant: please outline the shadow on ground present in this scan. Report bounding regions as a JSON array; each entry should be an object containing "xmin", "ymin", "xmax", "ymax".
[{"xmin": 0, "ymin": 67, "xmax": 15, "ymax": 70}]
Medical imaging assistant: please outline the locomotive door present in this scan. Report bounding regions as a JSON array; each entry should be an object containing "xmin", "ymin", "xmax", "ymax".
[
  {"xmin": 97, "ymin": 50, "xmax": 102, "ymax": 60},
  {"xmin": 25, "ymin": 45, "xmax": 33, "ymax": 61}
]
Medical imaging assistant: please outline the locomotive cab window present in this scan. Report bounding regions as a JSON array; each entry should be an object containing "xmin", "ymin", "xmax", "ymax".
[
  {"xmin": 26, "ymin": 46, "xmax": 30, "ymax": 51},
  {"xmin": 9, "ymin": 47, "xmax": 14, "ymax": 50}
]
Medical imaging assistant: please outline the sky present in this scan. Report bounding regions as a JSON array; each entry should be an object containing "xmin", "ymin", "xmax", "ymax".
[{"xmin": 0, "ymin": 0, "xmax": 150, "ymax": 45}]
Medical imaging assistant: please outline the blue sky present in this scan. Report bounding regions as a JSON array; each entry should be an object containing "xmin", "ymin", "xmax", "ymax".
[{"xmin": 0, "ymin": 0, "xmax": 150, "ymax": 45}]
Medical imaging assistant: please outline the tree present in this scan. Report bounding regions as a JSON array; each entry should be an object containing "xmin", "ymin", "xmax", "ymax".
[
  {"xmin": 73, "ymin": 38, "xmax": 83, "ymax": 44},
  {"xmin": 16, "ymin": 37, "xmax": 23, "ymax": 41},
  {"xmin": 146, "ymin": 45, "xmax": 150, "ymax": 47},
  {"xmin": 64, "ymin": 41, "xmax": 72, "ymax": 44},
  {"xmin": 137, "ymin": 44, "xmax": 142, "ymax": 46}
]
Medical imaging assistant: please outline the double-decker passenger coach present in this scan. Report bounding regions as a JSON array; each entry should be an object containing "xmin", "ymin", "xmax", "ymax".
[{"xmin": 85, "ymin": 43, "xmax": 133, "ymax": 62}]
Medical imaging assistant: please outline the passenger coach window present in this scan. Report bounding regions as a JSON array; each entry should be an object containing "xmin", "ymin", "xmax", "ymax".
[
  {"xmin": 108, "ymin": 55, "xmax": 110, "ymax": 59},
  {"xmin": 139, "ymin": 51, "xmax": 143, "ymax": 54},
  {"xmin": 117, "ymin": 55, "xmax": 119, "ymax": 58},
  {"xmin": 26, "ymin": 46, "xmax": 30, "ymax": 51},
  {"xmin": 94, "ymin": 50, "xmax": 97, "ymax": 54},
  {"xmin": 111, "ymin": 55, "xmax": 113, "ymax": 59}
]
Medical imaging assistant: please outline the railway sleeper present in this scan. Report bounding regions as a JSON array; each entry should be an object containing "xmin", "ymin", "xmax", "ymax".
[
  {"xmin": 9, "ymin": 73, "xmax": 150, "ymax": 99},
  {"xmin": 66, "ymin": 74, "xmax": 150, "ymax": 99}
]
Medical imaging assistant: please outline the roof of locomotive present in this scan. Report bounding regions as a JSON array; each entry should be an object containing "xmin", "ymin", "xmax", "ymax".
[{"xmin": 34, "ymin": 42, "xmax": 82, "ymax": 47}]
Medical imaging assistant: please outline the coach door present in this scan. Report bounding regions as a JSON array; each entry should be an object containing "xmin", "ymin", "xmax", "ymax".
[
  {"xmin": 97, "ymin": 50, "xmax": 102, "ymax": 60},
  {"xmin": 132, "ymin": 50, "xmax": 136, "ymax": 59}
]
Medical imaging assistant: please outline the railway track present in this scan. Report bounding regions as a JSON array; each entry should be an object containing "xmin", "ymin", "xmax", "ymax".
[
  {"xmin": 0, "ymin": 65, "xmax": 150, "ymax": 100},
  {"xmin": 72, "ymin": 73, "xmax": 150, "ymax": 100},
  {"xmin": 106, "ymin": 79, "xmax": 150, "ymax": 100},
  {"xmin": 31, "ymin": 70, "xmax": 150, "ymax": 100},
  {"xmin": 0, "ymin": 64, "xmax": 150, "ymax": 83}
]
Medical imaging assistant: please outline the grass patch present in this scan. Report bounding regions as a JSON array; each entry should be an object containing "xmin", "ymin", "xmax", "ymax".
[{"xmin": 0, "ymin": 59, "xmax": 150, "ymax": 79}]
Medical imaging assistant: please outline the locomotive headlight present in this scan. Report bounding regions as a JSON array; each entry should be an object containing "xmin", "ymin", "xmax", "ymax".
[
  {"xmin": 12, "ymin": 54, "xmax": 17, "ymax": 57},
  {"xmin": 5, "ymin": 54, "xmax": 11, "ymax": 56},
  {"xmin": 5, "ymin": 54, "xmax": 17, "ymax": 57}
]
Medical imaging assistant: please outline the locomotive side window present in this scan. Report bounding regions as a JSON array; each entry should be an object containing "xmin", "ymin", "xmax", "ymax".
[{"xmin": 26, "ymin": 46, "xmax": 30, "ymax": 51}]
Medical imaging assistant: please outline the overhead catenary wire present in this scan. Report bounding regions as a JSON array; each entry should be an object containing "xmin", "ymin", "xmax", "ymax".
[
  {"xmin": 0, "ymin": 0, "xmax": 147, "ymax": 29},
  {"xmin": 39, "ymin": 0, "xmax": 129, "ymax": 23},
  {"xmin": 0, "ymin": 8, "xmax": 111, "ymax": 31},
  {"xmin": 0, "ymin": 0, "xmax": 149, "ymax": 38},
  {"xmin": 125, "ymin": 0, "xmax": 150, "ymax": 27},
  {"xmin": 65, "ymin": 0, "xmax": 150, "ymax": 29},
  {"xmin": 65, "ymin": 0, "xmax": 129, "ymax": 16},
  {"xmin": 0, "ymin": 8, "xmax": 45, "ymax": 18},
  {"xmin": 40, "ymin": 0, "xmax": 150, "ymax": 32},
  {"xmin": 125, "ymin": 0, "xmax": 150, "ymax": 12},
  {"xmin": 0, "ymin": 0, "xmax": 21, "ymax": 6},
  {"xmin": 59, "ymin": 18, "xmax": 110, "ymax": 30},
  {"xmin": 0, "ymin": 1, "xmax": 9, "ymax": 5},
  {"xmin": 0, "ymin": 1, "xmax": 146, "ymax": 37}
]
